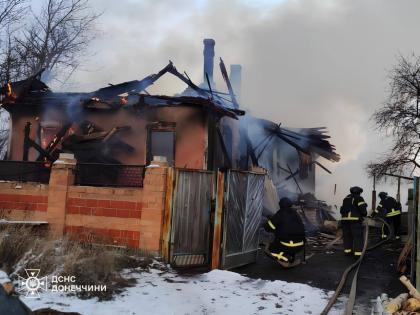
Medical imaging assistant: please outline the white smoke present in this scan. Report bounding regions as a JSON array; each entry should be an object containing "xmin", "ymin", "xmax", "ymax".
[{"xmin": 52, "ymin": 0, "xmax": 420, "ymax": 208}]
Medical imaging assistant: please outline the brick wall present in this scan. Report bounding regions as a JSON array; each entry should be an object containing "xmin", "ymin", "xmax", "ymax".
[
  {"xmin": 0, "ymin": 157, "xmax": 168, "ymax": 255},
  {"xmin": 61, "ymin": 165, "xmax": 166, "ymax": 253},
  {"xmin": 0, "ymin": 182, "xmax": 49, "ymax": 221}
]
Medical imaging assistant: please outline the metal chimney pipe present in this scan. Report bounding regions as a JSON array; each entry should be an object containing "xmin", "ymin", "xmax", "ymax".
[
  {"xmin": 230, "ymin": 64, "xmax": 242, "ymax": 100},
  {"xmin": 203, "ymin": 38, "xmax": 215, "ymax": 86}
]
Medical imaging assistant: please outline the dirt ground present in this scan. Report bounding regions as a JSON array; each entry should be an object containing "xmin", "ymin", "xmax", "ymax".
[{"xmin": 234, "ymin": 227, "xmax": 406, "ymax": 310}]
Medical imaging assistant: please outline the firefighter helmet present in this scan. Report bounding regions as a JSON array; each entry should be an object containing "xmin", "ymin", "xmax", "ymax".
[
  {"xmin": 378, "ymin": 191, "xmax": 388, "ymax": 199},
  {"xmin": 279, "ymin": 197, "xmax": 293, "ymax": 209},
  {"xmin": 350, "ymin": 186, "xmax": 363, "ymax": 194}
]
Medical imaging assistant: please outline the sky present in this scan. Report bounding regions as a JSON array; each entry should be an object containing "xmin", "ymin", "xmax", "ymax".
[{"xmin": 44, "ymin": 0, "xmax": 420, "ymax": 207}]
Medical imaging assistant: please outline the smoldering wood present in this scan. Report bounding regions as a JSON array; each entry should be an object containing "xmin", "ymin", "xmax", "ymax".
[
  {"xmin": 219, "ymin": 57, "xmax": 239, "ymax": 109},
  {"xmin": 22, "ymin": 121, "xmax": 30, "ymax": 161},
  {"xmin": 216, "ymin": 125, "xmax": 233, "ymax": 169},
  {"xmin": 35, "ymin": 122, "xmax": 72, "ymax": 161},
  {"xmin": 314, "ymin": 161, "xmax": 332, "ymax": 174},
  {"xmin": 23, "ymin": 121, "xmax": 55, "ymax": 162},
  {"xmin": 61, "ymin": 124, "xmax": 133, "ymax": 163},
  {"xmin": 287, "ymin": 163, "xmax": 303, "ymax": 194}
]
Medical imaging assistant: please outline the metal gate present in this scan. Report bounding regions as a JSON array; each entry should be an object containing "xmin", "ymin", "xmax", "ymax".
[
  {"xmin": 170, "ymin": 169, "xmax": 214, "ymax": 267},
  {"xmin": 221, "ymin": 170, "xmax": 265, "ymax": 269}
]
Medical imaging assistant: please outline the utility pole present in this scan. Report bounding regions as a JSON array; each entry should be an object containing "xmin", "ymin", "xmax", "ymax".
[{"xmin": 372, "ymin": 175, "xmax": 376, "ymax": 211}]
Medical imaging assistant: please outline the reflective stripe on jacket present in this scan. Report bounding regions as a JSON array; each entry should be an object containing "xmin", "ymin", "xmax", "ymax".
[
  {"xmin": 376, "ymin": 196, "xmax": 401, "ymax": 218},
  {"xmin": 340, "ymin": 194, "xmax": 367, "ymax": 221},
  {"xmin": 280, "ymin": 240, "xmax": 304, "ymax": 247}
]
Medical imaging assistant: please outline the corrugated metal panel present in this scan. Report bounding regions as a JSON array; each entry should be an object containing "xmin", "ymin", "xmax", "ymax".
[
  {"xmin": 225, "ymin": 171, "xmax": 247, "ymax": 254},
  {"xmin": 171, "ymin": 169, "xmax": 213, "ymax": 267},
  {"xmin": 222, "ymin": 170, "xmax": 265, "ymax": 269},
  {"xmin": 244, "ymin": 174, "xmax": 264, "ymax": 251}
]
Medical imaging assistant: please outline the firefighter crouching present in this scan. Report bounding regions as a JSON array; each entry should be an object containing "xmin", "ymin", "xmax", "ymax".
[
  {"xmin": 340, "ymin": 186, "xmax": 367, "ymax": 257},
  {"xmin": 264, "ymin": 197, "xmax": 306, "ymax": 266},
  {"xmin": 372, "ymin": 191, "xmax": 401, "ymax": 240}
]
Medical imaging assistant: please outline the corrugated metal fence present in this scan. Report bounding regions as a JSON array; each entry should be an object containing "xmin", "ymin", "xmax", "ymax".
[
  {"xmin": 166, "ymin": 168, "xmax": 265, "ymax": 269},
  {"xmin": 170, "ymin": 169, "xmax": 214, "ymax": 267},
  {"xmin": 221, "ymin": 170, "xmax": 265, "ymax": 269}
]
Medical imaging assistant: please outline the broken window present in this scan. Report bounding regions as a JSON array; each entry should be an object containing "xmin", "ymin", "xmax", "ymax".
[
  {"xmin": 40, "ymin": 126, "xmax": 60, "ymax": 149},
  {"xmin": 148, "ymin": 129, "xmax": 175, "ymax": 166},
  {"xmin": 40, "ymin": 122, "xmax": 62, "ymax": 149},
  {"xmin": 298, "ymin": 152, "xmax": 312, "ymax": 179}
]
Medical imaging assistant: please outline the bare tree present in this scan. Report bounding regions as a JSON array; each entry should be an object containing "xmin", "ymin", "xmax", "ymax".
[
  {"xmin": 367, "ymin": 55, "xmax": 420, "ymax": 178},
  {"xmin": 0, "ymin": 29, "xmax": 22, "ymax": 82},
  {"xmin": 0, "ymin": 0, "xmax": 26, "ymax": 27},
  {"xmin": 0, "ymin": 1, "xmax": 26, "ymax": 83},
  {"xmin": 11, "ymin": 0, "xmax": 99, "ymax": 83}
]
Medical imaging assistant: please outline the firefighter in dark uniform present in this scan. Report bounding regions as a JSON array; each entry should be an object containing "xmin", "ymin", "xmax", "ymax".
[
  {"xmin": 340, "ymin": 186, "xmax": 367, "ymax": 257},
  {"xmin": 372, "ymin": 192, "xmax": 401, "ymax": 240},
  {"xmin": 264, "ymin": 197, "xmax": 306, "ymax": 265}
]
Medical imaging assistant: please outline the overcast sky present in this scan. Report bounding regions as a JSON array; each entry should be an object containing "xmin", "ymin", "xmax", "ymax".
[{"xmin": 49, "ymin": 0, "xmax": 420, "ymax": 207}]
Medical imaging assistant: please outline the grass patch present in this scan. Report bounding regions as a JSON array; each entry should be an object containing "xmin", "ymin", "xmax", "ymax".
[{"xmin": 0, "ymin": 225, "xmax": 154, "ymax": 300}]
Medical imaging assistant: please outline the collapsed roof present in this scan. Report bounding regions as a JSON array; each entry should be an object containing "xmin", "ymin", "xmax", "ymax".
[
  {"xmin": 252, "ymin": 118, "xmax": 340, "ymax": 163},
  {"xmin": 3, "ymin": 61, "xmax": 244, "ymax": 120},
  {"xmin": 1, "ymin": 59, "xmax": 339, "ymax": 166}
]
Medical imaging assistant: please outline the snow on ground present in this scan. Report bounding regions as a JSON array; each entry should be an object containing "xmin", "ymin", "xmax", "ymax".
[
  {"xmin": 24, "ymin": 267, "xmax": 341, "ymax": 315},
  {"xmin": 0, "ymin": 270, "xmax": 11, "ymax": 284}
]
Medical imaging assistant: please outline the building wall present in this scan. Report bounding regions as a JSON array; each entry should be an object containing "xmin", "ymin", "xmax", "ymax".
[
  {"xmin": 8, "ymin": 107, "xmax": 42, "ymax": 161},
  {"xmin": 0, "ymin": 159, "xmax": 167, "ymax": 254},
  {"xmin": 64, "ymin": 166, "xmax": 166, "ymax": 250},
  {"xmin": 7, "ymin": 106, "xmax": 208, "ymax": 170},
  {"xmin": 0, "ymin": 182, "xmax": 49, "ymax": 221}
]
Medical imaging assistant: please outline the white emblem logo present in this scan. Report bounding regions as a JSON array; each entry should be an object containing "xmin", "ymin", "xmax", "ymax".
[{"xmin": 17, "ymin": 269, "xmax": 48, "ymax": 298}]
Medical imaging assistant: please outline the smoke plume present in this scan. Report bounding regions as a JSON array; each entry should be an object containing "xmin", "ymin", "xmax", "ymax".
[{"xmin": 54, "ymin": 0, "xmax": 420, "ymax": 207}]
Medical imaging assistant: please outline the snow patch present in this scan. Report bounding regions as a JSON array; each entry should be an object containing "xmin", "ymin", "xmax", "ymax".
[
  {"xmin": 0, "ymin": 270, "xmax": 11, "ymax": 284},
  {"xmin": 23, "ymin": 267, "xmax": 341, "ymax": 315}
]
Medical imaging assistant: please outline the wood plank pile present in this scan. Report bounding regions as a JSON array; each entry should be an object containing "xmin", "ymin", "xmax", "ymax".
[{"xmin": 373, "ymin": 276, "xmax": 420, "ymax": 314}]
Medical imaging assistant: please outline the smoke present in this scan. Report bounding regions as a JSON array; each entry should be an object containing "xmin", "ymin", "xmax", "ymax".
[{"xmin": 57, "ymin": 0, "xmax": 420, "ymax": 207}]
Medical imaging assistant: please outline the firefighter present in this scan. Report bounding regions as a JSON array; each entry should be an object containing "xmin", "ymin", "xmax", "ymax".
[
  {"xmin": 264, "ymin": 197, "xmax": 305, "ymax": 266},
  {"xmin": 372, "ymin": 192, "xmax": 401, "ymax": 240},
  {"xmin": 340, "ymin": 186, "xmax": 367, "ymax": 257}
]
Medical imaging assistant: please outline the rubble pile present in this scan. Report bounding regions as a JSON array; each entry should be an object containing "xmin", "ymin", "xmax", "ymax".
[
  {"xmin": 373, "ymin": 276, "xmax": 420, "ymax": 314},
  {"xmin": 296, "ymin": 193, "xmax": 338, "ymax": 236}
]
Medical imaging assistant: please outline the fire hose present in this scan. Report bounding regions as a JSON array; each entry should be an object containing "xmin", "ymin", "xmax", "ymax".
[{"xmin": 320, "ymin": 217, "xmax": 393, "ymax": 315}]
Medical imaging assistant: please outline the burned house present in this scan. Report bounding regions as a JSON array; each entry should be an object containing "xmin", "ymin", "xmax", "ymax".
[
  {"xmin": 0, "ymin": 39, "xmax": 339, "ymax": 194},
  {"xmin": 0, "ymin": 39, "xmax": 339, "ymax": 268},
  {"xmin": 2, "ymin": 67, "xmax": 242, "ymax": 172},
  {"xmin": 0, "ymin": 39, "xmax": 338, "ymax": 181}
]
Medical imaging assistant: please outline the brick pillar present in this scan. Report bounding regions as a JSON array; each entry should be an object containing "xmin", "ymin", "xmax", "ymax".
[
  {"xmin": 140, "ymin": 157, "xmax": 168, "ymax": 254},
  {"xmin": 46, "ymin": 153, "xmax": 76, "ymax": 238}
]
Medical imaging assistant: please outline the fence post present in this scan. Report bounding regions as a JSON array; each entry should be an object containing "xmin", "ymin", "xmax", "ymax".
[
  {"xmin": 46, "ymin": 153, "xmax": 76, "ymax": 238},
  {"xmin": 371, "ymin": 175, "xmax": 376, "ymax": 212},
  {"xmin": 140, "ymin": 157, "xmax": 168, "ymax": 253},
  {"xmin": 211, "ymin": 170, "xmax": 224, "ymax": 270},
  {"xmin": 162, "ymin": 167, "xmax": 174, "ymax": 263},
  {"xmin": 414, "ymin": 176, "xmax": 420, "ymax": 286}
]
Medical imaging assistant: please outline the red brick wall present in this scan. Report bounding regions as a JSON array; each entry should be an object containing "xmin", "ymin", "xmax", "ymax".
[
  {"xmin": 63, "ymin": 166, "xmax": 167, "ymax": 252},
  {"xmin": 67, "ymin": 198, "xmax": 142, "ymax": 218},
  {"xmin": 0, "ymin": 163, "xmax": 167, "ymax": 254},
  {"xmin": 65, "ymin": 225, "xmax": 140, "ymax": 248},
  {"xmin": 0, "ymin": 182, "xmax": 49, "ymax": 221}
]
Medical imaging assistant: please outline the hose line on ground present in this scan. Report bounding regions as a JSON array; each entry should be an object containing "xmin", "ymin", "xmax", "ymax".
[{"xmin": 320, "ymin": 217, "xmax": 393, "ymax": 315}]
